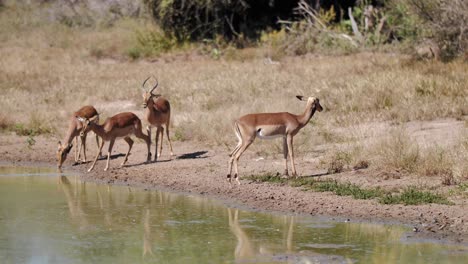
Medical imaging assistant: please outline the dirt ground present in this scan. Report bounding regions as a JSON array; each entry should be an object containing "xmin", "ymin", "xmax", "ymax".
[{"xmin": 0, "ymin": 121, "xmax": 467, "ymax": 244}]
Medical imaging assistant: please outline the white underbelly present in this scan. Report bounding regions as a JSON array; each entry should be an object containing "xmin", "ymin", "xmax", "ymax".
[{"xmin": 257, "ymin": 130, "xmax": 283, "ymax": 140}]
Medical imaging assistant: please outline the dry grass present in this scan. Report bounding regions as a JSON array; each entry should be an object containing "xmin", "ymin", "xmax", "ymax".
[{"xmin": 0, "ymin": 4, "xmax": 467, "ymax": 184}]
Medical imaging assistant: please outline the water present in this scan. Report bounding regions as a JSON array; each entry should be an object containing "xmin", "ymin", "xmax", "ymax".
[{"xmin": 0, "ymin": 167, "xmax": 466, "ymax": 264}]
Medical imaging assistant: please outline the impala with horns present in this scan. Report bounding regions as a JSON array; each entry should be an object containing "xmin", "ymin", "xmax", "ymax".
[
  {"xmin": 141, "ymin": 76, "xmax": 173, "ymax": 161},
  {"xmin": 57, "ymin": 105, "xmax": 101, "ymax": 169},
  {"xmin": 76, "ymin": 112, "xmax": 151, "ymax": 172},
  {"xmin": 227, "ymin": 96, "xmax": 323, "ymax": 184}
]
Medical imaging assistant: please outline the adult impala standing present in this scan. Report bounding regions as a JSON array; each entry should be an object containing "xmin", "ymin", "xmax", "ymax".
[
  {"xmin": 227, "ymin": 96, "xmax": 323, "ymax": 184},
  {"xmin": 77, "ymin": 112, "xmax": 151, "ymax": 171},
  {"xmin": 141, "ymin": 77, "xmax": 174, "ymax": 161}
]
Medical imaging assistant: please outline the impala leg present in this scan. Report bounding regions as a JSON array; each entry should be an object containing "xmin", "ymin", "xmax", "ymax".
[
  {"xmin": 74, "ymin": 136, "xmax": 80, "ymax": 162},
  {"xmin": 88, "ymin": 139, "xmax": 105, "ymax": 172},
  {"xmin": 166, "ymin": 123, "xmax": 174, "ymax": 157},
  {"xmin": 146, "ymin": 126, "xmax": 152, "ymax": 161},
  {"xmin": 136, "ymin": 126, "xmax": 152, "ymax": 162},
  {"xmin": 81, "ymin": 133, "xmax": 87, "ymax": 162},
  {"xmin": 146, "ymin": 125, "xmax": 151, "ymax": 145},
  {"xmin": 121, "ymin": 137, "xmax": 133, "ymax": 167},
  {"xmin": 227, "ymin": 140, "xmax": 242, "ymax": 182},
  {"xmin": 104, "ymin": 139, "xmax": 115, "ymax": 171},
  {"xmin": 232, "ymin": 138, "xmax": 255, "ymax": 185},
  {"xmin": 286, "ymin": 135, "xmax": 297, "ymax": 178},
  {"xmin": 229, "ymin": 122, "xmax": 242, "ymax": 158},
  {"xmin": 283, "ymin": 136, "xmax": 289, "ymax": 176},
  {"xmin": 95, "ymin": 133, "xmax": 102, "ymax": 158},
  {"xmin": 158, "ymin": 126, "xmax": 164, "ymax": 158},
  {"xmin": 154, "ymin": 127, "xmax": 161, "ymax": 161},
  {"xmin": 228, "ymin": 123, "xmax": 244, "ymax": 182},
  {"xmin": 229, "ymin": 142, "xmax": 242, "ymax": 158}
]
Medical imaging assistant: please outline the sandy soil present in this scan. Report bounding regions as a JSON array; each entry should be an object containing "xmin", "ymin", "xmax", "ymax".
[{"xmin": 0, "ymin": 122, "xmax": 467, "ymax": 244}]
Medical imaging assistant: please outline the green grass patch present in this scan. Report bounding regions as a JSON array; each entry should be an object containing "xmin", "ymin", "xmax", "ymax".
[
  {"xmin": 247, "ymin": 173, "xmax": 452, "ymax": 205},
  {"xmin": 312, "ymin": 181, "xmax": 383, "ymax": 200},
  {"xmin": 128, "ymin": 29, "xmax": 179, "ymax": 58},
  {"xmin": 380, "ymin": 187, "xmax": 453, "ymax": 205},
  {"xmin": 247, "ymin": 172, "xmax": 289, "ymax": 184},
  {"xmin": 1, "ymin": 123, "xmax": 53, "ymax": 136}
]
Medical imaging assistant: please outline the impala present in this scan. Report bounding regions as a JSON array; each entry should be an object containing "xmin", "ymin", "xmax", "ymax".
[
  {"xmin": 141, "ymin": 77, "xmax": 173, "ymax": 161},
  {"xmin": 76, "ymin": 112, "xmax": 151, "ymax": 172},
  {"xmin": 227, "ymin": 96, "xmax": 323, "ymax": 184},
  {"xmin": 57, "ymin": 105, "xmax": 101, "ymax": 169}
]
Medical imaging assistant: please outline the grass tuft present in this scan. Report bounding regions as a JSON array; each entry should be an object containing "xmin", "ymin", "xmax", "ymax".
[
  {"xmin": 8, "ymin": 123, "xmax": 53, "ymax": 136},
  {"xmin": 248, "ymin": 173, "xmax": 452, "ymax": 205},
  {"xmin": 375, "ymin": 129, "xmax": 420, "ymax": 173},
  {"xmin": 380, "ymin": 187, "xmax": 453, "ymax": 205},
  {"xmin": 311, "ymin": 181, "xmax": 383, "ymax": 200},
  {"xmin": 247, "ymin": 172, "xmax": 288, "ymax": 184}
]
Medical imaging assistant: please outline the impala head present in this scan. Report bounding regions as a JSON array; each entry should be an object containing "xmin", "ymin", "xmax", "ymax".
[
  {"xmin": 296, "ymin": 95, "xmax": 323, "ymax": 112},
  {"xmin": 76, "ymin": 115, "xmax": 98, "ymax": 137},
  {"xmin": 141, "ymin": 76, "xmax": 162, "ymax": 108},
  {"xmin": 57, "ymin": 141, "xmax": 73, "ymax": 168}
]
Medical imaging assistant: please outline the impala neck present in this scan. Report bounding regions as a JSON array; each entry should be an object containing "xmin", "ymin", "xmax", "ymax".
[
  {"xmin": 88, "ymin": 123, "xmax": 107, "ymax": 139},
  {"xmin": 147, "ymin": 97, "xmax": 158, "ymax": 113},
  {"xmin": 63, "ymin": 121, "xmax": 78, "ymax": 146},
  {"xmin": 297, "ymin": 100, "xmax": 317, "ymax": 127}
]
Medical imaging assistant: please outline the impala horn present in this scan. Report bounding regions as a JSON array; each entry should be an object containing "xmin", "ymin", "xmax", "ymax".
[
  {"xmin": 149, "ymin": 78, "xmax": 159, "ymax": 95},
  {"xmin": 142, "ymin": 76, "xmax": 151, "ymax": 91}
]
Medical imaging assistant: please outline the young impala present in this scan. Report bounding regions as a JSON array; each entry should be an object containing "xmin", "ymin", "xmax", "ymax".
[
  {"xmin": 227, "ymin": 96, "xmax": 323, "ymax": 184},
  {"xmin": 57, "ymin": 105, "xmax": 101, "ymax": 169},
  {"xmin": 141, "ymin": 77, "xmax": 174, "ymax": 161},
  {"xmin": 76, "ymin": 112, "xmax": 151, "ymax": 172}
]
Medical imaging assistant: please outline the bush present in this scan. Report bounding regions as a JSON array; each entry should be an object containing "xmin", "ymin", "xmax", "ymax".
[
  {"xmin": 397, "ymin": 0, "xmax": 468, "ymax": 59},
  {"xmin": 375, "ymin": 129, "xmax": 420, "ymax": 173},
  {"xmin": 147, "ymin": 0, "xmax": 295, "ymax": 41},
  {"xmin": 127, "ymin": 28, "xmax": 178, "ymax": 58}
]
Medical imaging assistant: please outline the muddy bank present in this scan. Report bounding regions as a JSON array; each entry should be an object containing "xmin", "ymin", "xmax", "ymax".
[{"xmin": 0, "ymin": 133, "xmax": 466, "ymax": 244}]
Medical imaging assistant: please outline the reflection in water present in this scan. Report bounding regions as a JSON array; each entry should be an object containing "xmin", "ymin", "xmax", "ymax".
[
  {"xmin": 143, "ymin": 209, "xmax": 153, "ymax": 257},
  {"xmin": 227, "ymin": 209, "xmax": 302, "ymax": 263},
  {"xmin": 0, "ymin": 167, "xmax": 467, "ymax": 264},
  {"xmin": 59, "ymin": 176, "xmax": 89, "ymax": 228},
  {"xmin": 228, "ymin": 208, "xmax": 255, "ymax": 260}
]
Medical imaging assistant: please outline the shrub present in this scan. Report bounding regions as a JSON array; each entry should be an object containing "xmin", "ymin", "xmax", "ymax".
[
  {"xmin": 327, "ymin": 151, "xmax": 352, "ymax": 174},
  {"xmin": 146, "ymin": 0, "xmax": 300, "ymax": 41},
  {"xmin": 398, "ymin": 0, "xmax": 468, "ymax": 59},
  {"xmin": 0, "ymin": 114, "xmax": 12, "ymax": 130},
  {"xmin": 374, "ymin": 129, "xmax": 420, "ymax": 173}
]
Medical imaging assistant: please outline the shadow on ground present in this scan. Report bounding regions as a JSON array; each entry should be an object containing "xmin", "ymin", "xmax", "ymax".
[
  {"xmin": 176, "ymin": 151, "xmax": 209, "ymax": 159},
  {"xmin": 72, "ymin": 154, "xmax": 126, "ymax": 166}
]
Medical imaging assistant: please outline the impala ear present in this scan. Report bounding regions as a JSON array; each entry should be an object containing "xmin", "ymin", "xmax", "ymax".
[
  {"xmin": 296, "ymin": 95, "xmax": 304, "ymax": 101},
  {"xmin": 57, "ymin": 141, "xmax": 62, "ymax": 150},
  {"xmin": 89, "ymin": 115, "xmax": 99, "ymax": 122},
  {"xmin": 76, "ymin": 116, "xmax": 86, "ymax": 122}
]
